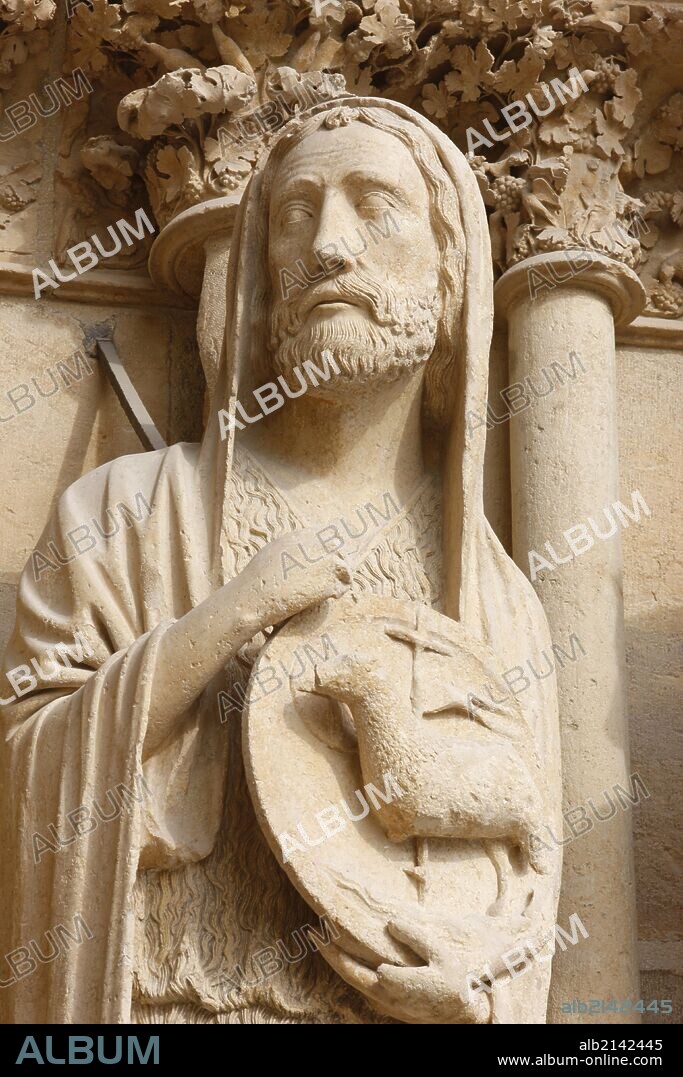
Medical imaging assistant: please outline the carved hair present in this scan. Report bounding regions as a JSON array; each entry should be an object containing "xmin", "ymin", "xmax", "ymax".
[{"xmin": 252, "ymin": 105, "xmax": 466, "ymax": 430}]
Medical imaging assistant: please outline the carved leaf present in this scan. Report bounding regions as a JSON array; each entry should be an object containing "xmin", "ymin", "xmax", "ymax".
[
  {"xmin": 191, "ymin": 0, "xmax": 233, "ymax": 23},
  {"xmin": 529, "ymin": 25, "xmax": 559, "ymax": 59},
  {"xmin": 343, "ymin": 65, "xmax": 375, "ymax": 96},
  {"xmin": 151, "ymin": 142, "xmax": 198, "ymax": 203},
  {"xmin": 122, "ymin": 0, "xmax": 187, "ymax": 16},
  {"xmin": 451, "ymin": 99, "xmax": 498, "ymax": 152},
  {"xmin": 460, "ymin": 0, "xmax": 537, "ymax": 36},
  {"xmin": 118, "ymin": 65, "xmax": 256, "ymax": 140},
  {"xmin": 0, "ymin": 0, "xmax": 55, "ymax": 31},
  {"xmin": 347, "ymin": 0, "xmax": 414, "ymax": 62},
  {"xmin": 538, "ymin": 94, "xmax": 593, "ymax": 146},
  {"xmin": 229, "ymin": 0, "xmax": 293, "ymax": 67},
  {"xmin": 623, "ymin": 12, "xmax": 664, "ymax": 57},
  {"xmin": 204, "ymin": 132, "xmax": 257, "ymax": 176},
  {"xmin": 444, "ymin": 42, "xmax": 494, "ymax": 103},
  {"xmin": 122, "ymin": 14, "xmax": 161, "ymax": 50},
  {"xmin": 411, "ymin": 30, "xmax": 451, "ymax": 79},
  {"xmin": 421, "ymin": 80, "xmax": 452, "ymax": 121},
  {"xmin": 552, "ymin": 32, "xmax": 600, "ymax": 74},
  {"xmin": 604, "ymin": 69, "xmax": 640, "ymax": 129},
  {"xmin": 308, "ymin": 0, "xmax": 360, "ymax": 35},
  {"xmin": 595, "ymin": 108, "xmax": 623, "ymax": 159},
  {"xmin": 81, "ymin": 136, "xmax": 139, "ymax": 192},
  {"xmin": 69, "ymin": 0, "xmax": 122, "ymax": 75},
  {"xmin": 265, "ymin": 64, "xmax": 346, "ymax": 107},
  {"xmin": 633, "ymin": 132, "xmax": 673, "ymax": 179},
  {"xmin": 494, "ymin": 47, "xmax": 544, "ymax": 97},
  {"xmin": 574, "ymin": 0, "xmax": 630, "ymax": 34},
  {"xmin": 657, "ymin": 93, "xmax": 683, "ymax": 151}
]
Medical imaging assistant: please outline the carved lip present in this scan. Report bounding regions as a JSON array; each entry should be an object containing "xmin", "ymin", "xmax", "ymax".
[{"xmin": 306, "ymin": 293, "xmax": 362, "ymax": 315}]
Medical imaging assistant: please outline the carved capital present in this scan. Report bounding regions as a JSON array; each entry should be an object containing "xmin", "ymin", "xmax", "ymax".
[
  {"xmin": 464, "ymin": 7, "xmax": 683, "ymax": 321},
  {"xmin": 57, "ymin": 1, "xmax": 680, "ymax": 316},
  {"xmin": 494, "ymin": 250, "xmax": 646, "ymax": 326}
]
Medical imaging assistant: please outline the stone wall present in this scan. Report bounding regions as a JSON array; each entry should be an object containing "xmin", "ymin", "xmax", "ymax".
[{"xmin": 618, "ymin": 337, "xmax": 682, "ymax": 1021}]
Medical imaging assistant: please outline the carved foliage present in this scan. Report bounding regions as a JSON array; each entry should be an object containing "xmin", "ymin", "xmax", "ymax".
[
  {"xmin": 0, "ymin": 0, "xmax": 54, "ymax": 91},
  {"xmin": 61, "ymin": 1, "xmax": 682, "ymax": 314}
]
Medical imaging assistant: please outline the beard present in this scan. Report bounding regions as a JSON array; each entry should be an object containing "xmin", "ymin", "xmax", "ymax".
[{"xmin": 270, "ymin": 267, "xmax": 440, "ymax": 391}]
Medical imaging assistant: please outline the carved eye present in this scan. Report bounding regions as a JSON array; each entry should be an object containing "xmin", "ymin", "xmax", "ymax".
[
  {"xmin": 357, "ymin": 191, "xmax": 395, "ymax": 215},
  {"xmin": 281, "ymin": 204, "xmax": 313, "ymax": 226}
]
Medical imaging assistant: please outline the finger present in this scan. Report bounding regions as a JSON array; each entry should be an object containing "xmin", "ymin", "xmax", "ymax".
[
  {"xmin": 323, "ymin": 946, "xmax": 416, "ymax": 1020},
  {"xmin": 333, "ymin": 564, "xmax": 351, "ymax": 590},
  {"xmin": 333, "ymin": 553, "xmax": 353, "ymax": 585},
  {"xmin": 375, "ymin": 964, "xmax": 430, "ymax": 1006},
  {"xmin": 322, "ymin": 943, "xmax": 381, "ymax": 994},
  {"xmin": 488, "ymin": 935, "xmax": 541, "ymax": 980},
  {"xmin": 375, "ymin": 962, "xmax": 432, "ymax": 993},
  {"xmin": 377, "ymin": 963, "xmax": 486, "ymax": 1024},
  {"xmin": 387, "ymin": 919, "xmax": 435, "ymax": 962},
  {"xmin": 330, "ymin": 573, "xmax": 351, "ymax": 597}
]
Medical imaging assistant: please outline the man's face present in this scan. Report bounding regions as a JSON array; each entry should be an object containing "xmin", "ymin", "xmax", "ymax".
[{"xmin": 268, "ymin": 121, "xmax": 441, "ymax": 391}]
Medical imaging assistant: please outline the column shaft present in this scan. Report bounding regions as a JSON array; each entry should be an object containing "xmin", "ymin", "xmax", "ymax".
[{"xmin": 497, "ymin": 254, "xmax": 645, "ymax": 1023}]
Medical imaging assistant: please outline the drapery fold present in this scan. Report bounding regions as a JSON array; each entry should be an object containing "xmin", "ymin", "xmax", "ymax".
[{"xmin": 1, "ymin": 444, "xmax": 227, "ymax": 1022}]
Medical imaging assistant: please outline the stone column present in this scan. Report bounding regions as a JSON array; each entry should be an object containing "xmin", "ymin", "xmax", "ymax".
[{"xmin": 495, "ymin": 251, "xmax": 645, "ymax": 1024}]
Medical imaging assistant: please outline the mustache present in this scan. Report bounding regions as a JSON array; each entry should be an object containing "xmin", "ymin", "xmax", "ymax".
[{"xmin": 277, "ymin": 269, "xmax": 400, "ymax": 335}]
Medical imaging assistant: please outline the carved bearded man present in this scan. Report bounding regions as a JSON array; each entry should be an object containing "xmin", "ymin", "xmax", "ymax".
[{"xmin": 1, "ymin": 98, "xmax": 562, "ymax": 1025}]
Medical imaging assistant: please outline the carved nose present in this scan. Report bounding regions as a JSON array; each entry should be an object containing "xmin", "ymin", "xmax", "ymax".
[
  {"xmin": 312, "ymin": 236, "xmax": 353, "ymax": 275},
  {"xmin": 312, "ymin": 192, "xmax": 357, "ymax": 275}
]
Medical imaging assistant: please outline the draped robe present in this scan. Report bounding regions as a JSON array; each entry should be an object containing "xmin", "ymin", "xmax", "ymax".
[{"xmin": 1, "ymin": 442, "xmax": 443, "ymax": 1023}]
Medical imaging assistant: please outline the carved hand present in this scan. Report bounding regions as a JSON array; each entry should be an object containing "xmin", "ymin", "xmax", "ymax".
[
  {"xmin": 324, "ymin": 919, "xmax": 493, "ymax": 1024},
  {"xmin": 237, "ymin": 529, "xmax": 352, "ymax": 628},
  {"xmin": 142, "ymin": 530, "xmax": 351, "ymax": 758},
  {"xmin": 324, "ymin": 911, "xmax": 547, "ymax": 1024}
]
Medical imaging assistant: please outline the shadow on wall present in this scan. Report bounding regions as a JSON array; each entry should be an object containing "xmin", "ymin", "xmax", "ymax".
[{"xmin": 626, "ymin": 606, "xmax": 683, "ymax": 1024}]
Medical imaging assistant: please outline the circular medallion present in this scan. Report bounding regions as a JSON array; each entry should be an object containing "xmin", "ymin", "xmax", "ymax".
[{"xmin": 243, "ymin": 594, "xmax": 541, "ymax": 970}]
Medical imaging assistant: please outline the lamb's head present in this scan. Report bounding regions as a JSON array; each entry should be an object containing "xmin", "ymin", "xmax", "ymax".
[{"xmin": 313, "ymin": 649, "xmax": 395, "ymax": 708}]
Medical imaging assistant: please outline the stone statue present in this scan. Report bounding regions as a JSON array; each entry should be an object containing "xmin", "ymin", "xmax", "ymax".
[{"xmin": 0, "ymin": 97, "xmax": 562, "ymax": 1024}]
